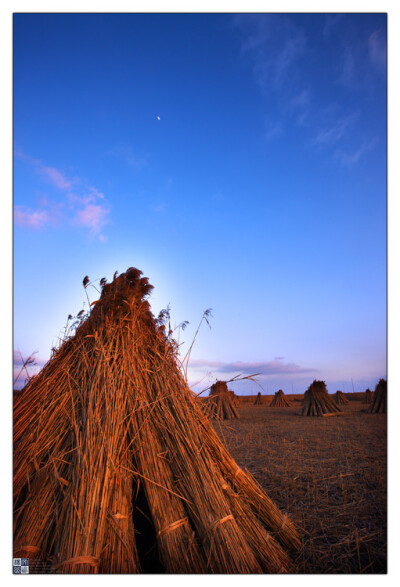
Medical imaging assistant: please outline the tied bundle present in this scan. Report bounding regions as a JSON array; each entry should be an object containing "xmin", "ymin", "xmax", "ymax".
[{"xmin": 14, "ymin": 268, "xmax": 301, "ymax": 573}]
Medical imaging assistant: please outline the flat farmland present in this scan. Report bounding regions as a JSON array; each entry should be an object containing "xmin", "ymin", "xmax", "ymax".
[{"xmin": 212, "ymin": 402, "xmax": 387, "ymax": 573}]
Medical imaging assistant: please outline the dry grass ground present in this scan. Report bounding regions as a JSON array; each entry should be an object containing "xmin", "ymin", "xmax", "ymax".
[{"xmin": 212, "ymin": 401, "xmax": 386, "ymax": 574}]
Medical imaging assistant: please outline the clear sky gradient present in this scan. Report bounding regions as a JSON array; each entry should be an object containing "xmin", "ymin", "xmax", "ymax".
[{"xmin": 13, "ymin": 13, "xmax": 387, "ymax": 394}]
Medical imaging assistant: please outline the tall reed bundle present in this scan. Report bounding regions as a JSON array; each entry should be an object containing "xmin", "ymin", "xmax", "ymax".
[
  {"xmin": 300, "ymin": 380, "xmax": 343, "ymax": 417},
  {"xmin": 270, "ymin": 390, "xmax": 292, "ymax": 407},
  {"xmin": 364, "ymin": 388, "xmax": 373, "ymax": 404},
  {"xmin": 334, "ymin": 390, "xmax": 349, "ymax": 405},
  {"xmin": 202, "ymin": 381, "xmax": 240, "ymax": 420},
  {"xmin": 367, "ymin": 379, "xmax": 387, "ymax": 414},
  {"xmin": 14, "ymin": 268, "xmax": 300, "ymax": 573},
  {"xmin": 254, "ymin": 392, "xmax": 264, "ymax": 405}
]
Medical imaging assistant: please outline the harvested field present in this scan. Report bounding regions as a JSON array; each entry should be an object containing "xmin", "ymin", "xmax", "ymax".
[{"xmin": 212, "ymin": 402, "xmax": 387, "ymax": 574}]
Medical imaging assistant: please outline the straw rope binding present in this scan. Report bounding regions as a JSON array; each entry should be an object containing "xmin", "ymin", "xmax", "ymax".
[
  {"xmin": 158, "ymin": 517, "xmax": 189, "ymax": 536},
  {"xmin": 203, "ymin": 515, "xmax": 235, "ymax": 537},
  {"xmin": 54, "ymin": 556, "xmax": 101, "ymax": 569}
]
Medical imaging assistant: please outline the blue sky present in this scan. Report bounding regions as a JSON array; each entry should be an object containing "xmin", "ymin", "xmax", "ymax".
[{"xmin": 13, "ymin": 13, "xmax": 387, "ymax": 394}]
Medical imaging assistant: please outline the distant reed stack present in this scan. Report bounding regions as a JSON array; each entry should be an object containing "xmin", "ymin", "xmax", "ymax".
[
  {"xmin": 367, "ymin": 379, "xmax": 387, "ymax": 414},
  {"xmin": 203, "ymin": 381, "xmax": 240, "ymax": 420},
  {"xmin": 270, "ymin": 390, "xmax": 292, "ymax": 407},
  {"xmin": 364, "ymin": 388, "xmax": 373, "ymax": 404},
  {"xmin": 334, "ymin": 390, "xmax": 350, "ymax": 405},
  {"xmin": 254, "ymin": 391, "xmax": 264, "ymax": 405},
  {"xmin": 300, "ymin": 380, "xmax": 343, "ymax": 417}
]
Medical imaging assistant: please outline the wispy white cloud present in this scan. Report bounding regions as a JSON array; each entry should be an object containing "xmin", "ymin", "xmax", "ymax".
[
  {"xmin": 281, "ymin": 88, "xmax": 311, "ymax": 127},
  {"xmin": 73, "ymin": 203, "xmax": 110, "ymax": 236},
  {"xmin": 86, "ymin": 186, "xmax": 105, "ymax": 200},
  {"xmin": 39, "ymin": 165, "xmax": 73, "ymax": 191},
  {"xmin": 322, "ymin": 14, "xmax": 344, "ymax": 39},
  {"xmin": 273, "ymin": 32, "xmax": 307, "ymax": 88},
  {"xmin": 232, "ymin": 15, "xmax": 310, "ymax": 141},
  {"xmin": 14, "ymin": 149, "xmax": 110, "ymax": 240},
  {"xmin": 335, "ymin": 138, "xmax": 378, "ymax": 166},
  {"xmin": 312, "ymin": 113, "xmax": 358, "ymax": 145},
  {"xmin": 368, "ymin": 30, "xmax": 386, "ymax": 74},
  {"xmin": 339, "ymin": 46, "xmax": 357, "ymax": 87},
  {"xmin": 15, "ymin": 149, "xmax": 74, "ymax": 190},
  {"xmin": 153, "ymin": 202, "xmax": 166, "ymax": 213},
  {"xmin": 336, "ymin": 25, "xmax": 387, "ymax": 90},
  {"xmin": 233, "ymin": 14, "xmax": 307, "ymax": 93},
  {"xmin": 233, "ymin": 14, "xmax": 383, "ymax": 163},
  {"xmin": 189, "ymin": 358, "xmax": 317, "ymax": 377},
  {"xmin": 109, "ymin": 144, "xmax": 148, "ymax": 170},
  {"xmin": 14, "ymin": 207, "xmax": 50, "ymax": 229},
  {"xmin": 264, "ymin": 121, "xmax": 283, "ymax": 141},
  {"xmin": 285, "ymin": 89, "xmax": 310, "ymax": 113}
]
